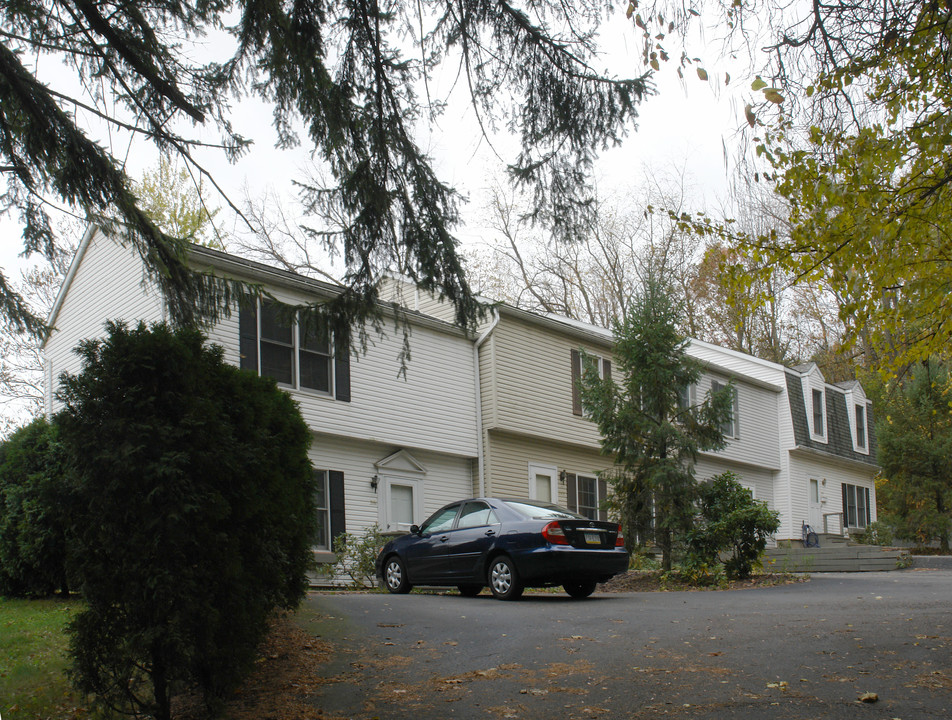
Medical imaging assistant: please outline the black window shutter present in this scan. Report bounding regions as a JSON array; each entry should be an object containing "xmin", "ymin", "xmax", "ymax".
[
  {"xmin": 603, "ymin": 359, "xmax": 612, "ymax": 382},
  {"xmin": 335, "ymin": 344, "xmax": 351, "ymax": 402},
  {"xmin": 329, "ymin": 471, "xmax": 346, "ymax": 543},
  {"xmin": 864, "ymin": 487, "xmax": 871, "ymax": 526},
  {"xmin": 598, "ymin": 478, "xmax": 608, "ymax": 521},
  {"xmin": 565, "ymin": 473, "xmax": 577, "ymax": 512},
  {"xmin": 239, "ymin": 303, "xmax": 258, "ymax": 372},
  {"xmin": 841, "ymin": 483, "xmax": 848, "ymax": 525},
  {"xmin": 571, "ymin": 350, "xmax": 582, "ymax": 416}
]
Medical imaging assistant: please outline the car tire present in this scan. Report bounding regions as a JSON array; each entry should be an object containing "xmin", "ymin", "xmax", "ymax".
[
  {"xmin": 457, "ymin": 584, "xmax": 482, "ymax": 597},
  {"xmin": 488, "ymin": 556, "xmax": 524, "ymax": 600},
  {"xmin": 383, "ymin": 556, "xmax": 412, "ymax": 594},
  {"xmin": 563, "ymin": 580, "xmax": 597, "ymax": 599}
]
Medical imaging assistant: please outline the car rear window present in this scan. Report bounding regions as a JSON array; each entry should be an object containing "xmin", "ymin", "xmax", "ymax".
[{"xmin": 503, "ymin": 500, "xmax": 584, "ymax": 520}]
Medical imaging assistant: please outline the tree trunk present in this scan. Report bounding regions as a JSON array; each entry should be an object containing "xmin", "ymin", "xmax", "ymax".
[
  {"xmin": 659, "ymin": 528, "xmax": 672, "ymax": 572},
  {"xmin": 152, "ymin": 654, "xmax": 171, "ymax": 720},
  {"xmin": 937, "ymin": 489, "xmax": 950, "ymax": 553}
]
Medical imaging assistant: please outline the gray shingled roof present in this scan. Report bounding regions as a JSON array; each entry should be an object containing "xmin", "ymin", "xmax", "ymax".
[{"xmin": 784, "ymin": 370, "xmax": 878, "ymax": 466}]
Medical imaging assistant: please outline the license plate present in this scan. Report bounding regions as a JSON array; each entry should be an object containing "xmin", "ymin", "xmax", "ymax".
[{"xmin": 584, "ymin": 532, "xmax": 601, "ymax": 545}]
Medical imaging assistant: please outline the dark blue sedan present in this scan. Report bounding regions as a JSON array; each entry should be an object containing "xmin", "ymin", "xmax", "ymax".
[{"xmin": 375, "ymin": 497, "xmax": 629, "ymax": 600}]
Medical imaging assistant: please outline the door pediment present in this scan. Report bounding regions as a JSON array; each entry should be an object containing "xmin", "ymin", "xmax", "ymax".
[{"xmin": 375, "ymin": 449, "xmax": 427, "ymax": 475}]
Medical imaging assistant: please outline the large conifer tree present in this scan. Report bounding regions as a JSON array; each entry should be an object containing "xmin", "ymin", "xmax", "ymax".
[
  {"xmin": 579, "ymin": 278, "xmax": 734, "ymax": 570},
  {"xmin": 1, "ymin": 0, "xmax": 648, "ymax": 344},
  {"xmin": 878, "ymin": 360, "xmax": 952, "ymax": 552}
]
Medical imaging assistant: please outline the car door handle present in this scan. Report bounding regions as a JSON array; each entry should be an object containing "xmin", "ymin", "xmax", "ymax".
[
  {"xmin": 485, "ymin": 529, "xmax": 496, "ymax": 536},
  {"xmin": 439, "ymin": 535, "xmax": 448, "ymax": 542}
]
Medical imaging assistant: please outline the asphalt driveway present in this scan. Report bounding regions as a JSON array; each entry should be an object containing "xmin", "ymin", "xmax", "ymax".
[{"xmin": 298, "ymin": 570, "xmax": 952, "ymax": 719}]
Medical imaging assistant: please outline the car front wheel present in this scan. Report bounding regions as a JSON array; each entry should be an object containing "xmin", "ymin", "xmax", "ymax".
[
  {"xmin": 488, "ymin": 556, "xmax": 523, "ymax": 600},
  {"xmin": 383, "ymin": 556, "xmax": 412, "ymax": 594},
  {"xmin": 563, "ymin": 580, "xmax": 597, "ymax": 599}
]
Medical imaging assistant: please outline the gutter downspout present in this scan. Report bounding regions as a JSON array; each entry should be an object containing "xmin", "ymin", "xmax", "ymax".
[{"xmin": 473, "ymin": 308, "xmax": 500, "ymax": 498}]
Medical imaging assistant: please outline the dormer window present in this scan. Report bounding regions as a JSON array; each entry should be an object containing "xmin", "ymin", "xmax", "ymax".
[
  {"xmin": 812, "ymin": 388, "xmax": 824, "ymax": 436},
  {"xmin": 855, "ymin": 403, "xmax": 867, "ymax": 450}
]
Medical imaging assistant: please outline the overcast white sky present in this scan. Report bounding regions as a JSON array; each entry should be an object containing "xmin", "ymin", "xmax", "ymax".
[{"xmin": 0, "ymin": 9, "xmax": 756, "ymax": 293}]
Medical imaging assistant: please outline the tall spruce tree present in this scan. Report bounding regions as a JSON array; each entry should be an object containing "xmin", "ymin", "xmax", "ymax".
[
  {"xmin": 877, "ymin": 360, "xmax": 952, "ymax": 552},
  {"xmin": 1, "ymin": 0, "xmax": 648, "ymax": 344},
  {"xmin": 579, "ymin": 278, "xmax": 734, "ymax": 570}
]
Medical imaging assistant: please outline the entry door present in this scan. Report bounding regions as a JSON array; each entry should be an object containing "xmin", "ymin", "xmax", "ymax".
[
  {"xmin": 807, "ymin": 478, "xmax": 822, "ymax": 529},
  {"xmin": 528, "ymin": 463, "xmax": 558, "ymax": 503}
]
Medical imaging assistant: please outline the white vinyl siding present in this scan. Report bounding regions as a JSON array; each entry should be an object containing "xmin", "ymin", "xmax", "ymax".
[
  {"xmin": 309, "ymin": 434, "xmax": 473, "ymax": 535},
  {"xmin": 483, "ymin": 316, "xmax": 608, "ymax": 449},
  {"xmin": 786, "ymin": 452, "xmax": 877, "ymax": 537},
  {"xmin": 44, "ymin": 230, "xmax": 165, "ymax": 413},
  {"xmin": 483, "ymin": 429, "xmax": 612, "ymax": 505},
  {"xmin": 207, "ymin": 289, "xmax": 479, "ymax": 459},
  {"xmin": 696, "ymin": 375, "xmax": 781, "ymax": 471}
]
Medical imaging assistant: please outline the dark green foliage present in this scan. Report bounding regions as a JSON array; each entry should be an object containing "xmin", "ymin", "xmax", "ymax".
[
  {"xmin": 0, "ymin": 417, "xmax": 70, "ymax": 598},
  {"xmin": 687, "ymin": 472, "xmax": 780, "ymax": 580},
  {"xmin": 2, "ymin": 0, "xmax": 647, "ymax": 344},
  {"xmin": 579, "ymin": 278, "xmax": 734, "ymax": 571},
  {"xmin": 877, "ymin": 360, "xmax": 952, "ymax": 551},
  {"xmin": 55, "ymin": 321, "xmax": 316, "ymax": 720}
]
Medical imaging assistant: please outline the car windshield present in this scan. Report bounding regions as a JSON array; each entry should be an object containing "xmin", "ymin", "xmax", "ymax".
[{"xmin": 503, "ymin": 500, "xmax": 584, "ymax": 520}]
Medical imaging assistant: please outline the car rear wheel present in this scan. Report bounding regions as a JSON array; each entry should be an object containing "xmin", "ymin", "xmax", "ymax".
[
  {"xmin": 384, "ymin": 556, "xmax": 412, "ymax": 594},
  {"xmin": 563, "ymin": 580, "xmax": 597, "ymax": 599},
  {"xmin": 457, "ymin": 584, "xmax": 482, "ymax": 597},
  {"xmin": 488, "ymin": 556, "xmax": 523, "ymax": 600}
]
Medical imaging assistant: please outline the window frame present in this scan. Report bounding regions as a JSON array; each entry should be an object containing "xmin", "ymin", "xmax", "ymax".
[
  {"xmin": 241, "ymin": 300, "xmax": 349, "ymax": 400},
  {"xmin": 564, "ymin": 472, "xmax": 608, "ymax": 521},
  {"xmin": 710, "ymin": 378, "xmax": 739, "ymax": 440},
  {"xmin": 842, "ymin": 483, "xmax": 871, "ymax": 529},
  {"xmin": 571, "ymin": 349, "xmax": 612, "ymax": 417},
  {"xmin": 854, "ymin": 402, "xmax": 868, "ymax": 453},
  {"xmin": 313, "ymin": 469, "xmax": 331, "ymax": 551},
  {"xmin": 312, "ymin": 469, "xmax": 346, "ymax": 554},
  {"xmin": 810, "ymin": 387, "xmax": 827, "ymax": 441}
]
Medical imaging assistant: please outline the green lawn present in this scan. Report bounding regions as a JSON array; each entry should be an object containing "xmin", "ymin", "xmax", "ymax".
[{"xmin": 0, "ymin": 597, "xmax": 89, "ymax": 719}]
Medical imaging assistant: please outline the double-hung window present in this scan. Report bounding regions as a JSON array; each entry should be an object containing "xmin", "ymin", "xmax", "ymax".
[
  {"xmin": 855, "ymin": 404, "xmax": 867, "ymax": 450},
  {"xmin": 571, "ymin": 349, "xmax": 612, "ymax": 416},
  {"xmin": 312, "ymin": 469, "xmax": 347, "ymax": 551},
  {"xmin": 842, "ymin": 483, "xmax": 871, "ymax": 529},
  {"xmin": 812, "ymin": 388, "xmax": 825, "ymax": 436},
  {"xmin": 564, "ymin": 473, "xmax": 608, "ymax": 521},
  {"xmin": 240, "ymin": 300, "xmax": 350, "ymax": 400},
  {"xmin": 710, "ymin": 379, "xmax": 738, "ymax": 439}
]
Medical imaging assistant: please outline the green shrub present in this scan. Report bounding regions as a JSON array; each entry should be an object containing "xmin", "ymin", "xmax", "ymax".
[
  {"xmin": 857, "ymin": 521, "xmax": 895, "ymax": 546},
  {"xmin": 687, "ymin": 471, "xmax": 781, "ymax": 580},
  {"xmin": 0, "ymin": 418, "xmax": 71, "ymax": 598},
  {"xmin": 321, "ymin": 525, "xmax": 385, "ymax": 588},
  {"xmin": 56, "ymin": 322, "xmax": 316, "ymax": 720}
]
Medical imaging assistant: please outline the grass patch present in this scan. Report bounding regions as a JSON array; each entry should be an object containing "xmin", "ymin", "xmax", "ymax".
[{"xmin": 0, "ymin": 596, "xmax": 89, "ymax": 719}]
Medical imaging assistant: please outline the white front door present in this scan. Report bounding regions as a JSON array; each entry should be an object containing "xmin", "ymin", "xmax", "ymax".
[
  {"xmin": 382, "ymin": 476, "xmax": 422, "ymax": 532},
  {"xmin": 528, "ymin": 463, "xmax": 558, "ymax": 503},
  {"xmin": 807, "ymin": 478, "xmax": 822, "ymax": 530}
]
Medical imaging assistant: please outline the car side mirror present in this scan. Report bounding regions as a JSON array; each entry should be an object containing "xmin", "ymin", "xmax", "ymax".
[{"xmin": 410, "ymin": 524, "xmax": 421, "ymax": 535}]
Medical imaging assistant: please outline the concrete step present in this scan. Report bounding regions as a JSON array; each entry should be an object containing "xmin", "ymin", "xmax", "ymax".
[{"xmin": 763, "ymin": 545, "xmax": 909, "ymax": 573}]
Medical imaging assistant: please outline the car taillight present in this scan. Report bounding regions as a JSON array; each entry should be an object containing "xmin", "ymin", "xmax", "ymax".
[
  {"xmin": 542, "ymin": 521, "xmax": 570, "ymax": 545},
  {"xmin": 615, "ymin": 524, "xmax": 625, "ymax": 547}
]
